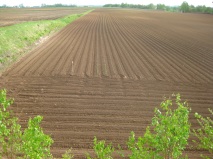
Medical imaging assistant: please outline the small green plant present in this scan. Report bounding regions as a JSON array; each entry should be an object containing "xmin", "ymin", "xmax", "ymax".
[
  {"xmin": 21, "ymin": 116, "xmax": 53, "ymax": 158},
  {"xmin": 0, "ymin": 89, "xmax": 53, "ymax": 158},
  {"xmin": 0, "ymin": 89, "xmax": 22, "ymax": 158},
  {"xmin": 61, "ymin": 149, "xmax": 74, "ymax": 159},
  {"xmin": 127, "ymin": 94, "xmax": 190, "ymax": 159},
  {"xmin": 127, "ymin": 130, "xmax": 156, "ymax": 159},
  {"xmin": 193, "ymin": 109, "xmax": 213, "ymax": 159},
  {"xmin": 86, "ymin": 137, "xmax": 114, "ymax": 159}
]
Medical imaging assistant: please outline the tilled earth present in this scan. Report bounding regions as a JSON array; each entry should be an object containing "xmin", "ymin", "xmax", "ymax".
[
  {"xmin": 0, "ymin": 7, "xmax": 90, "ymax": 27},
  {"xmin": 1, "ymin": 9, "xmax": 213, "ymax": 158}
]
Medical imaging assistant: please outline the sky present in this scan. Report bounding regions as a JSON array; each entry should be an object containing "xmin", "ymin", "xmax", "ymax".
[{"xmin": 1, "ymin": 0, "xmax": 213, "ymax": 7}]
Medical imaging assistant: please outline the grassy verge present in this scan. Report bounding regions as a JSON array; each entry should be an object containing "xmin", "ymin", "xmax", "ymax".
[{"xmin": 0, "ymin": 9, "xmax": 93, "ymax": 71}]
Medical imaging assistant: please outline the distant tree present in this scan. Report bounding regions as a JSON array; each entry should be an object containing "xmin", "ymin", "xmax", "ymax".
[
  {"xmin": 102, "ymin": 2, "xmax": 212, "ymax": 14},
  {"xmin": 0, "ymin": 4, "xmax": 7, "ymax": 8},
  {"xmin": 157, "ymin": 4, "xmax": 166, "ymax": 10},
  {"xmin": 181, "ymin": 1, "xmax": 189, "ymax": 12},
  {"xmin": 19, "ymin": 4, "xmax": 24, "ymax": 8},
  {"xmin": 103, "ymin": 4, "xmax": 120, "ymax": 7},
  {"xmin": 40, "ymin": 3, "xmax": 77, "ymax": 8},
  {"xmin": 204, "ymin": 7, "xmax": 213, "ymax": 14},
  {"xmin": 147, "ymin": 3, "xmax": 155, "ymax": 10},
  {"xmin": 195, "ymin": 5, "xmax": 206, "ymax": 13},
  {"xmin": 171, "ymin": 6, "xmax": 180, "ymax": 12},
  {"xmin": 137, "ymin": 4, "xmax": 143, "ymax": 9},
  {"xmin": 121, "ymin": 3, "xmax": 128, "ymax": 8},
  {"xmin": 41, "ymin": 3, "xmax": 46, "ymax": 7},
  {"xmin": 158, "ymin": 4, "xmax": 181, "ymax": 12},
  {"xmin": 189, "ymin": 5, "xmax": 195, "ymax": 12},
  {"xmin": 103, "ymin": 4, "xmax": 111, "ymax": 7}
]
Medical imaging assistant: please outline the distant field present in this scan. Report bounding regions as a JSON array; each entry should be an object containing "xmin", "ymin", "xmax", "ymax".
[
  {"xmin": 1, "ymin": 9, "xmax": 213, "ymax": 158},
  {"xmin": 0, "ymin": 7, "xmax": 91, "ymax": 27}
]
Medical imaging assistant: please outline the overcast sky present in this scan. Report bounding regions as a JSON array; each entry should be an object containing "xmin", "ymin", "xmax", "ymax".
[{"xmin": 1, "ymin": 0, "xmax": 213, "ymax": 7}]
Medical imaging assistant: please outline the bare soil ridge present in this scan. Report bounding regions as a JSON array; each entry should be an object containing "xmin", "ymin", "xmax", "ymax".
[{"xmin": 1, "ymin": 9, "xmax": 213, "ymax": 158}]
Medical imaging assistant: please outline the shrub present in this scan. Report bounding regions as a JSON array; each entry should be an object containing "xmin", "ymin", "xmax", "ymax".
[
  {"xmin": 88, "ymin": 94, "xmax": 191, "ymax": 159},
  {"xmin": 0, "ymin": 89, "xmax": 53, "ymax": 158},
  {"xmin": 61, "ymin": 149, "xmax": 74, "ymax": 159},
  {"xmin": 0, "ymin": 89, "xmax": 22, "ymax": 158},
  {"xmin": 127, "ymin": 94, "xmax": 190, "ymax": 159},
  {"xmin": 21, "ymin": 115, "xmax": 53, "ymax": 158},
  {"xmin": 193, "ymin": 109, "xmax": 213, "ymax": 159},
  {"xmin": 86, "ymin": 137, "xmax": 114, "ymax": 159}
]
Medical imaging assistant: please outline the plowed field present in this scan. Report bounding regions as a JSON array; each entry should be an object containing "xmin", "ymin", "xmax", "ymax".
[
  {"xmin": 0, "ymin": 7, "xmax": 90, "ymax": 27},
  {"xmin": 1, "ymin": 9, "xmax": 213, "ymax": 158}
]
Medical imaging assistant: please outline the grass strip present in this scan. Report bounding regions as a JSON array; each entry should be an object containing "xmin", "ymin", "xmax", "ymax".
[{"xmin": 0, "ymin": 9, "xmax": 93, "ymax": 71}]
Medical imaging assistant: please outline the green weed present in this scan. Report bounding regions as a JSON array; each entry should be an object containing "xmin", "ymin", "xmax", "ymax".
[
  {"xmin": 0, "ymin": 89, "xmax": 53, "ymax": 158},
  {"xmin": 86, "ymin": 137, "xmax": 114, "ymax": 159},
  {"xmin": 61, "ymin": 149, "xmax": 74, "ymax": 159}
]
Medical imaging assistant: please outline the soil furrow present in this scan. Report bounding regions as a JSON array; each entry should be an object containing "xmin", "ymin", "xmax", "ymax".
[{"xmin": 1, "ymin": 9, "xmax": 213, "ymax": 158}]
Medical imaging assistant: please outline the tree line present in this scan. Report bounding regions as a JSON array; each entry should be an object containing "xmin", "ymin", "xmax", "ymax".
[
  {"xmin": 41, "ymin": 4, "xmax": 77, "ymax": 8},
  {"xmin": 103, "ymin": 1, "xmax": 213, "ymax": 14},
  {"xmin": 181, "ymin": 1, "xmax": 212, "ymax": 14},
  {"xmin": 0, "ymin": 3, "xmax": 77, "ymax": 8}
]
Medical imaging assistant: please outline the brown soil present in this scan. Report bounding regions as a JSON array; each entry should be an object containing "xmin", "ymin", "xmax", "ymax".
[
  {"xmin": 0, "ymin": 7, "xmax": 90, "ymax": 27},
  {"xmin": 0, "ymin": 9, "xmax": 213, "ymax": 158}
]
